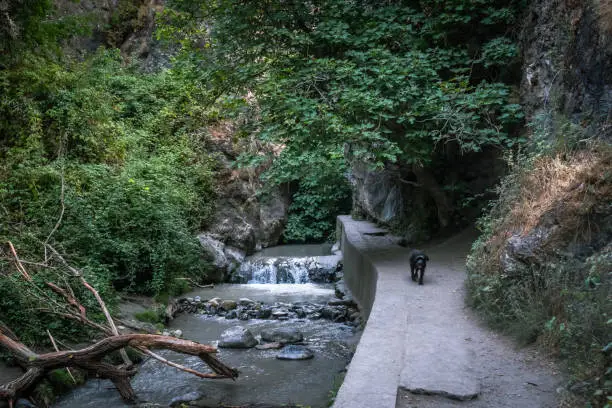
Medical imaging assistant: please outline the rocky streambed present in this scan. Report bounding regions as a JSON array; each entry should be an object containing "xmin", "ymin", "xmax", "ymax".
[
  {"xmin": 174, "ymin": 295, "xmax": 362, "ymax": 326},
  {"xmin": 54, "ymin": 282, "xmax": 360, "ymax": 408}
]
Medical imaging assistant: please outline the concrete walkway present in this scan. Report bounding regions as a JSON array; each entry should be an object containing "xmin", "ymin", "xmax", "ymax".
[{"xmin": 332, "ymin": 216, "xmax": 561, "ymax": 408}]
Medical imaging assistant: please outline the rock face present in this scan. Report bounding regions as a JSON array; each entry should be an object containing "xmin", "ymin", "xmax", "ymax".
[
  {"xmin": 55, "ymin": 0, "xmax": 171, "ymax": 71},
  {"xmin": 520, "ymin": 0, "xmax": 612, "ymax": 140},
  {"xmin": 198, "ymin": 233, "xmax": 244, "ymax": 270},
  {"xmin": 349, "ymin": 159, "xmax": 405, "ymax": 227},
  {"xmin": 197, "ymin": 123, "xmax": 291, "ymax": 282},
  {"xmin": 347, "ymin": 146, "xmax": 504, "ymax": 243},
  {"xmin": 218, "ymin": 326, "xmax": 258, "ymax": 348},
  {"xmin": 276, "ymin": 345, "xmax": 314, "ymax": 360}
]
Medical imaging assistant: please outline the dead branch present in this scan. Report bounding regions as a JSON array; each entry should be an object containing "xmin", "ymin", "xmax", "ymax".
[
  {"xmin": 0, "ymin": 244, "xmax": 238, "ymax": 405},
  {"xmin": 46, "ymin": 330, "xmax": 76, "ymax": 384},
  {"xmin": 0, "ymin": 322, "xmax": 18, "ymax": 342},
  {"xmin": 7, "ymin": 241, "xmax": 31, "ymax": 281},
  {"xmin": 45, "ymin": 244, "xmax": 132, "ymax": 366},
  {"xmin": 0, "ymin": 333, "xmax": 237, "ymax": 403},
  {"xmin": 140, "ymin": 349, "xmax": 233, "ymax": 380},
  {"xmin": 176, "ymin": 277, "xmax": 214, "ymax": 288},
  {"xmin": 398, "ymin": 177, "xmax": 422, "ymax": 187},
  {"xmin": 45, "ymin": 282, "xmax": 87, "ymax": 321},
  {"xmin": 43, "ymin": 162, "xmax": 65, "ymax": 254},
  {"xmin": 39, "ymin": 310, "xmax": 110, "ymax": 334}
]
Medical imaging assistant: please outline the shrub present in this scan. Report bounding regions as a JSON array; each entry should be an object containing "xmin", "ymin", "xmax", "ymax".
[
  {"xmin": 467, "ymin": 137, "xmax": 612, "ymax": 406},
  {"xmin": 0, "ymin": 49, "xmax": 219, "ymax": 303}
]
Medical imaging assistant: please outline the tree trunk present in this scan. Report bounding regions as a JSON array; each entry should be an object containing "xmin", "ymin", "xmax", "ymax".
[{"xmin": 412, "ymin": 164, "xmax": 453, "ymax": 228}]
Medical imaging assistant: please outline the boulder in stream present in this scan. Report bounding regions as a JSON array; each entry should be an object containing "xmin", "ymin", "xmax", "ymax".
[
  {"xmin": 169, "ymin": 391, "xmax": 205, "ymax": 407},
  {"xmin": 220, "ymin": 299, "xmax": 237, "ymax": 311},
  {"xmin": 276, "ymin": 345, "xmax": 314, "ymax": 360},
  {"xmin": 239, "ymin": 297, "xmax": 256, "ymax": 306},
  {"xmin": 218, "ymin": 326, "xmax": 258, "ymax": 348},
  {"xmin": 260, "ymin": 327, "xmax": 304, "ymax": 344}
]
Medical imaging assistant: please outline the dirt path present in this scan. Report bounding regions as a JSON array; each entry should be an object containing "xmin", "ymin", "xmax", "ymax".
[{"xmin": 396, "ymin": 229, "xmax": 563, "ymax": 408}]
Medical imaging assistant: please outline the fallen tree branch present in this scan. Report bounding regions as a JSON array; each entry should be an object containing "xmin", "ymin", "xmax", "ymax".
[
  {"xmin": 43, "ymin": 157, "xmax": 65, "ymax": 255},
  {"xmin": 0, "ymin": 244, "xmax": 238, "ymax": 405},
  {"xmin": 398, "ymin": 177, "xmax": 422, "ymax": 187},
  {"xmin": 45, "ymin": 244, "xmax": 132, "ymax": 366},
  {"xmin": 0, "ymin": 333, "xmax": 237, "ymax": 402},
  {"xmin": 176, "ymin": 277, "xmax": 214, "ymax": 289},
  {"xmin": 7, "ymin": 241, "xmax": 31, "ymax": 281},
  {"xmin": 140, "ymin": 349, "xmax": 234, "ymax": 380},
  {"xmin": 46, "ymin": 330, "xmax": 76, "ymax": 384}
]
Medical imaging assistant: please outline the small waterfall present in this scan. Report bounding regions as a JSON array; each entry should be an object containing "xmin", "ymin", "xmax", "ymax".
[{"xmin": 235, "ymin": 255, "xmax": 340, "ymax": 284}]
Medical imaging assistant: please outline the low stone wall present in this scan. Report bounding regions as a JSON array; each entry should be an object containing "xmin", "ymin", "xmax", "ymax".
[
  {"xmin": 336, "ymin": 218, "xmax": 378, "ymax": 320},
  {"xmin": 333, "ymin": 215, "xmax": 410, "ymax": 408}
]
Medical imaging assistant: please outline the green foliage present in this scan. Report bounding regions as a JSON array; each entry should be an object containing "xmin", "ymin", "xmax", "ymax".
[
  {"xmin": 47, "ymin": 368, "xmax": 86, "ymax": 394},
  {"xmin": 479, "ymin": 37, "xmax": 519, "ymax": 68},
  {"xmin": 0, "ymin": 46, "xmax": 219, "ymax": 308},
  {"xmin": 0, "ymin": 0, "xmax": 92, "ymax": 62},
  {"xmin": 134, "ymin": 308, "xmax": 164, "ymax": 324},
  {"xmin": 162, "ymin": 0, "xmax": 524, "ymax": 239},
  {"xmin": 0, "ymin": 266, "xmax": 110, "ymax": 346},
  {"xmin": 106, "ymin": 0, "xmax": 147, "ymax": 48},
  {"xmin": 272, "ymin": 149, "xmax": 351, "ymax": 242},
  {"xmin": 467, "ymin": 118, "xmax": 611, "ymax": 406}
]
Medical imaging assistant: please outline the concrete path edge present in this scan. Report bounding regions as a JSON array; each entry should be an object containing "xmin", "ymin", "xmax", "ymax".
[{"xmin": 331, "ymin": 215, "xmax": 409, "ymax": 408}]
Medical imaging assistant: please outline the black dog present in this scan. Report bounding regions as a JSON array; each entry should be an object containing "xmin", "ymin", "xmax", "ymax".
[{"xmin": 409, "ymin": 250, "xmax": 429, "ymax": 285}]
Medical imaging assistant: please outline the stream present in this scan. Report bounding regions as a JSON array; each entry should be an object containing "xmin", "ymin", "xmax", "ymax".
[{"xmin": 53, "ymin": 245, "xmax": 358, "ymax": 408}]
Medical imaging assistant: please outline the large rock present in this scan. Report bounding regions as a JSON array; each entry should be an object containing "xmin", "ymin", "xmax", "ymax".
[
  {"xmin": 218, "ymin": 326, "xmax": 258, "ymax": 348},
  {"xmin": 220, "ymin": 300, "xmax": 237, "ymax": 311},
  {"xmin": 259, "ymin": 193, "xmax": 290, "ymax": 248},
  {"xmin": 276, "ymin": 345, "xmax": 314, "ymax": 360},
  {"xmin": 519, "ymin": 0, "xmax": 612, "ymax": 140},
  {"xmin": 307, "ymin": 254, "xmax": 342, "ymax": 283},
  {"xmin": 256, "ymin": 342, "xmax": 283, "ymax": 350},
  {"xmin": 197, "ymin": 233, "xmax": 246, "ymax": 281},
  {"xmin": 197, "ymin": 134, "xmax": 291, "ymax": 282},
  {"xmin": 198, "ymin": 233, "xmax": 228, "ymax": 269},
  {"xmin": 499, "ymin": 226, "xmax": 556, "ymax": 277},
  {"xmin": 349, "ymin": 159, "xmax": 405, "ymax": 226},
  {"xmin": 260, "ymin": 327, "xmax": 304, "ymax": 344}
]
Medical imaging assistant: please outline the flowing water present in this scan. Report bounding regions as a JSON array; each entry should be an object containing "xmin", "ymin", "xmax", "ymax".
[
  {"xmin": 54, "ymin": 246, "xmax": 357, "ymax": 408},
  {"xmin": 235, "ymin": 244, "xmax": 340, "ymax": 284}
]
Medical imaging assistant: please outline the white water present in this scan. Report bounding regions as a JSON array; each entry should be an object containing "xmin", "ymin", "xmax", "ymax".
[
  {"xmin": 235, "ymin": 244, "xmax": 341, "ymax": 284},
  {"xmin": 240, "ymin": 258, "xmax": 312, "ymax": 283}
]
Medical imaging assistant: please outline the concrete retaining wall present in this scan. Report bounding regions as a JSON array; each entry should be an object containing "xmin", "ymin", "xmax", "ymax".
[
  {"xmin": 332, "ymin": 215, "xmax": 410, "ymax": 408},
  {"xmin": 337, "ymin": 217, "xmax": 377, "ymax": 320}
]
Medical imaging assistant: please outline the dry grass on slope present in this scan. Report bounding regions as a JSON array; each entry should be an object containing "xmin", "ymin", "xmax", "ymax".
[
  {"xmin": 467, "ymin": 144, "xmax": 611, "ymax": 407},
  {"xmin": 478, "ymin": 144, "xmax": 612, "ymax": 277},
  {"xmin": 509, "ymin": 146, "xmax": 611, "ymax": 235}
]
